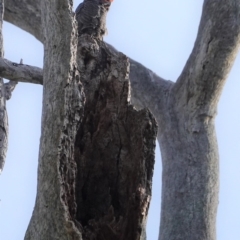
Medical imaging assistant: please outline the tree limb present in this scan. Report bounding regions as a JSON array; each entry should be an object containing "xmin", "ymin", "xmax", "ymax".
[
  {"xmin": 157, "ymin": 1, "xmax": 240, "ymax": 239},
  {"xmin": 0, "ymin": 0, "xmax": 18, "ymax": 174},
  {"xmin": 0, "ymin": 54, "xmax": 171, "ymax": 122},
  {"xmin": 0, "ymin": 57, "xmax": 43, "ymax": 84},
  {"xmin": 174, "ymin": 0, "xmax": 240, "ymax": 115},
  {"xmin": 4, "ymin": 0, "xmax": 170, "ymax": 120},
  {"xmin": 24, "ymin": 0, "xmax": 84, "ymax": 239},
  {"xmin": 4, "ymin": 80, "xmax": 18, "ymax": 100},
  {"xmin": 128, "ymin": 57, "xmax": 173, "ymax": 121},
  {"xmin": 4, "ymin": 0, "xmax": 42, "ymax": 42}
]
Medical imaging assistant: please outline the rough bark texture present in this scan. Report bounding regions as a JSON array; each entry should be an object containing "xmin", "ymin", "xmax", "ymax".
[
  {"xmin": 75, "ymin": 35, "xmax": 157, "ymax": 240},
  {"xmin": 0, "ymin": 57, "xmax": 42, "ymax": 84},
  {"xmin": 21, "ymin": 1, "xmax": 157, "ymax": 239},
  {"xmin": 0, "ymin": 0, "xmax": 6, "ymax": 174},
  {"xmin": 0, "ymin": 0, "xmax": 17, "ymax": 173},
  {"xmin": 24, "ymin": 0, "xmax": 84, "ymax": 239},
  {"xmin": 3, "ymin": 0, "xmax": 240, "ymax": 240},
  {"xmin": 4, "ymin": 0, "xmax": 42, "ymax": 42}
]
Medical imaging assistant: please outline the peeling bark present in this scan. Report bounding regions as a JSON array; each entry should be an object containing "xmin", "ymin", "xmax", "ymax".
[
  {"xmin": 0, "ymin": 0, "xmax": 7, "ymax": 174},
  {"xmin": 3, "ymin": 0, "xmax": 170, "ymax": 112},
  {"xmin": 3, "ymin": 0, "xmax": 240, "ymax": 240},
  {"xmin": 158, "ymin": 1, "xmax": 240, "ymax": 240},
  {"xmin": 75, "ymin": 35, "xmax": 157, "ymax": 240},
  {"xmin": 4, "ymin": 0, "xmax": 42, "ymax": 42},
  {"xmin": 22, "ymin": 0, "xmax": 158, "ymax": 239}
]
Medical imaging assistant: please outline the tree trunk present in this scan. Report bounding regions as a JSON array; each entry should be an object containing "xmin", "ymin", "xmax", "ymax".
[
  {"xmin": 0, "ymin": 0, "xmax": 17, "ymax": 173},
  {"xmin": 23, "ymin": 1, "xmax": 157, "ymax": 239},
  {"xmin": 158, "ymin": 2, "xmax": 240, "ymax": 239},
  {"xmin": 24, "ymin": 0, "xmax": 83, "ymax": 238},
  {"xmin": 2, "ymin": 1, "xmax": 240, "ymax": 240}
]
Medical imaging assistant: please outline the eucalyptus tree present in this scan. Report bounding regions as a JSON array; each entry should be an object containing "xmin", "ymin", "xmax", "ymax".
[{"xmin": 1, "ymin": 1, "xmax": 240, "ymax": 240}]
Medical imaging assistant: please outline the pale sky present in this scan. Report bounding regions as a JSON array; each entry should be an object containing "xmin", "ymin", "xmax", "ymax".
[{"xmin": 0, "ymin": 1, "xmax": 240, "ymax": 239}]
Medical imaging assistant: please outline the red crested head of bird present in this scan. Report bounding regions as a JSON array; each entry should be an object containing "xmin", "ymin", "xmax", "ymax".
[
  {"xmin": 100, "ymin": 0, "xmax": 114, "ymax": 5},
  {"xmin": 100, "ymin": 0, "xmax": 114, "ymax": 3}
]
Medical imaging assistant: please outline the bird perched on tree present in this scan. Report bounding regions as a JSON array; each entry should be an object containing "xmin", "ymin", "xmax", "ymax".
[{"xmin": 75, "ymin": 0, "xmax": 114, "ymax": 40}]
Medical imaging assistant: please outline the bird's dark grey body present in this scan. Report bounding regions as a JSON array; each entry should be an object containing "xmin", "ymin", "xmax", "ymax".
[{"xmin": 75, "ymin": 0, "xmax": 110, "ymax": 40}]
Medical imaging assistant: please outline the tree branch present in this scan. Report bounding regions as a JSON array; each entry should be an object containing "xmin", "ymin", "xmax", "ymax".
[
  {"xmin": 0, "ymin": 0, "xmax": 18, "ymax": 174},
  {"xmin": 0, "ymin": 57, "xmax": 43, "ymax": 84},
  {"xmin": 4, "ymin": 0, "xmax": 42, "ymax": 42},
  {"xmin": 174, "ymin": 0, "xmax": 240, "ymax": 115},
  {"xmin": 24, "ymin": 0, "xmax": 84, "ymax": 239},
  {"xmin": 128, "ymin": 57, "xmax": 173, "ymax": 120},
  {"xmin": 4, "ymin": 0, "xmax": 170, "ymax": 120},
  {"xmin": 4, "ymin": 80, "xmax": 18, "ymax": 100},
  {"xmin": 0, "ymin": 52, "xmax": 171, "ymax": 123},
  {"xmin": 157, "ymin": 2, "xmax": 240, "ymax": 239}
]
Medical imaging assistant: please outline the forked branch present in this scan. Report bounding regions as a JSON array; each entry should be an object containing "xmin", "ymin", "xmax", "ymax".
[
  {"xmin": 174, "ymin": 0, "xmax": 240, "ymax": 113},
  {"xmin": 4, "ymin": 0, "xmax": 170, "ymax": 120}
]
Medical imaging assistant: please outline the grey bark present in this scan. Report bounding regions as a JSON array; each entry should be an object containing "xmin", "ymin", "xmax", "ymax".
[
  {"xmin": 3, "ymin": 0, "xmax": 169, "ymax": 107},
  {"xmin": 3, "ymin": 0, "xmax": 240, "ymax": 240},
  {"xmin": 0, "ymin": 0, "xmax": 6, "ymax": 174},
  {"xmin": 24, "ymin": 0, "xmax": 84, "ymax": 239},
  {"xmin": 75, "ymin": 0, "xmax": 109, "ymax": 40},
  {"xmin": 23, "ymin": 0, "xmax": 157, "ymax": 239},
  {"xmin": 0, "ymin": 57, "xmax": 42, "ymax": 84},
  {"xmin": 0, "ymin": 0, "xmax": 17, "ymax": 174}
]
